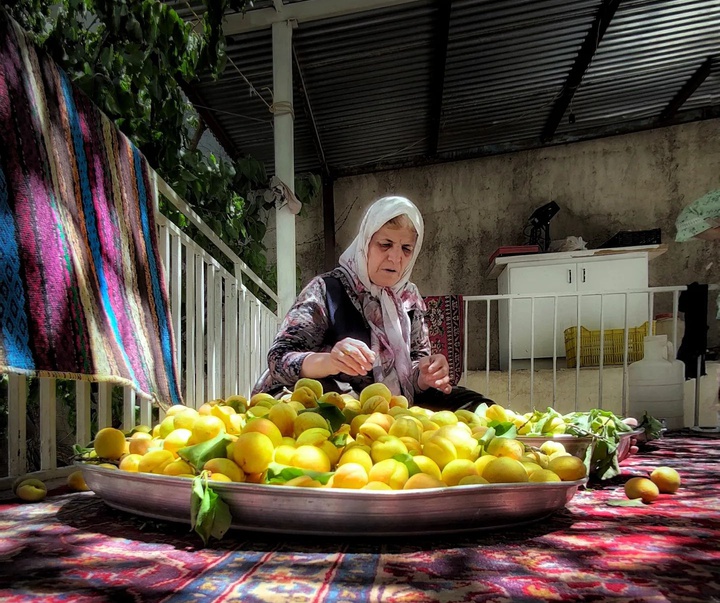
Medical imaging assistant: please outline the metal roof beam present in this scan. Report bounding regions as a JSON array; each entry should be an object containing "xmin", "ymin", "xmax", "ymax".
[
  {"xmin": 658, "ymin": 57, "xmax": 714, "ymax": 122},
  {"xmin": 223, "ymin": 0, "xmax": 421, "ymax": 35},
  {"xmin": 541, "ymin": 0, "xmax": 621, "ymax": 142},
  {"xmin": 428, "ymin": 0, "xmax": 452, "ymax": 155},
  {"xmin": 293, "ymin": 46, "xmax": 328, "ymax": 175}
]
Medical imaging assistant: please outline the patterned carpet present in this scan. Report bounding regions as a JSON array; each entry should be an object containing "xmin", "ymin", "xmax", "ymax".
[
  {"xmin": 423, "ymin": 295, "xmax": 464, "ymax": 386},
  {"xmin": 1, "ymin": 432, "xmax": 719, "ymax": 602}
]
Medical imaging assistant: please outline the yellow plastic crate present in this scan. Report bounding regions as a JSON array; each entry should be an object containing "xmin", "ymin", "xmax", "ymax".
[{"xmin": 564, "ymin": 322, "xmax": 656, "ymax": 368}]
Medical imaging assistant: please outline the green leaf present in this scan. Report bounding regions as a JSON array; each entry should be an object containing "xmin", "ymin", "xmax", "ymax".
[
  {"xmin": 330, "ymin": 432, "xmax": 348, "ymax": 447},
  {"xmin": 393, "ymin": 453, "xmax": 421, "ymax": 477},
  {"xmin": 265, "ymin": 463, "xmax": 334, "ymax": 485},
  {"xmin": 99, "ymin": 46, "xmax": 112, "ymax": 70},
  {"xmin": 178, "ymin": 433, "xmax": 233, "ymax": 472},
  {"xmin": 477, "ymin": 426, "xmax": 496, "ymax": 448},
  {"xmin": 488, "ymin": 421, "xmax": 517, "ymax": 438},
  {"xmin": 191, "ymin": 473, "xmax": 232, "ymax": 545},
  {"xmin": 314, "ymin": 403, "xmax": 346, "ymax": 433},
  {"xmin": 530, "ymin": 407, "xmax": 563, "ymax": 434},
  {"xmin": 73, "ymin": 444, "xmax": 94, "ymax": 456},
  {"xmin": 607, "ymin": 498, "xmax": 646, "ymax": 507},
  {"xmin": 639, "ymin": 413, "xmax": 664, "ymax": 441}
]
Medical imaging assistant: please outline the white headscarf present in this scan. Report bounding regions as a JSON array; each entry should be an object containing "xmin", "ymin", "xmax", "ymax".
[{"xmin": 338, "ymin": 196, "xmax": 425, "ymax": 399}]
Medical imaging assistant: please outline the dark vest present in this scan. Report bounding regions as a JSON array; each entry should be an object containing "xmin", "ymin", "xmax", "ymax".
[
  {"xmin": 322, "ymin": 275, "xmax": 371, "ymax": 348},
  {"xmin": 321, "ymin": 275, "xmax": 415, "ymax": 347}
]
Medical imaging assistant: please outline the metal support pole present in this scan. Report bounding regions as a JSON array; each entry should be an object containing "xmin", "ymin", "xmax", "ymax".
[
  {"xmin": 272, "ymin": 20, "xmax": 296, "ymax": 318},
  {"xmin": 694, "ymin": 355, "xmax": 702, "ymax": 427},
  {"xmin": 691, "ymin": 354, "xmax": 720, "ymax": 434}
]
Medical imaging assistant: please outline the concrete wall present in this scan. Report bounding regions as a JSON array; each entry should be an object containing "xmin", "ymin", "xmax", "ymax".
[{"xmin": 281, "ymin": 119, "xmax": 720, "ymax": 361}]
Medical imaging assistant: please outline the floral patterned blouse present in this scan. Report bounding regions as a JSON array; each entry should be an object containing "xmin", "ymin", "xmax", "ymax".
[{"xmin": 252, "ymin": 268, "xmax": 432, "ymax": 396}]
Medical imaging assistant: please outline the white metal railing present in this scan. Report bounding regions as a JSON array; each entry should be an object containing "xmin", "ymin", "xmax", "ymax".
[
  {"xmin": 154, "ymin": 176, "xmax": 278, "ymax": 406},
  {"xmin": 1, "ymin": 174, "xmax": 279, "ymax": 489},
  {"xmin": 462, "ymin": 284, "xmax": 719, "ymax": 419}
]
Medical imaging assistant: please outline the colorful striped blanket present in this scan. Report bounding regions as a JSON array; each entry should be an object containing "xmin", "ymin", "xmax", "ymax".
[{"xmin": 0, "ymin": 12, "xmax": 181, "ymax": 408}]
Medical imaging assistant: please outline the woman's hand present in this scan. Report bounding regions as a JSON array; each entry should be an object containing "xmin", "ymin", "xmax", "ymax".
[
  {"xmin": 418, "ymin": 354, "xmax": 452, "ymax": 394},
  {"xmin": 300, "ymin": 338, "xmax": 375, "ymax": 379},
  {"xmin": 329, "ymin": 338, "xmax": 376, "ymax": 376}
]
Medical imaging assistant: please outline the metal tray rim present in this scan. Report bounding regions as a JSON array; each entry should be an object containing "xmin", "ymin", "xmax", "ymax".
[{"xmin": 78, "ymin": 463, "xmax": 586, "ymax": 536}]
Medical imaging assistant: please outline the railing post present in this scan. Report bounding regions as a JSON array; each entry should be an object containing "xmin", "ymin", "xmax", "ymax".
[
  {"xmin": 552, "ymin": 296, "xmax": 558, "ymax": 406},
  {"xmin": 8, "ymin": 373, "xmax": 28, "ymax": 478},
  {"xmin": 76, "ymin": 381, "xmax": 91, "ymax": 447},
  {"xmin": 214, "ymin": 273, "xmax": 223, "ymax": 398},
  {"xmin": 225, "ymin": 274, "xmax": 239, "ymax": 397},
  {"xmin": 185, "ymin": 247, "xmax": 197, "ymax": 406},
  {"xmin": 598, "ymin": 295, "xmax": 605, "ymax": 409},
  {"xmin": 206, "ymin": 265, "xmax": 217, "ymax": 401},
  {"xmin": 171, "ymin": 230, "xmax": 182, "ymax": 385},
  {"xmin": 97, "ymin": 382, "xmax": 113, "ymax": 429},
  {"xmin": 485, "ymin": 299, "xmax": 490, "ymax": 395},
  {"xmin": 621, "ymin": 292, "xmax": 630, "ymax": 418},
  {"xmin": 195, "ymin": 254, "xmax": 206, "ymax": 408},
  {"xmin": 39, "ymin": 377, "xmax": 57, "ymax": 471},
  {"xmin": 139, "ymin": 398, "xmax": 152, "ymax": 428},
  {"xmin": 123, "ymin": 387, "xmax": 136, "ymax": 431}
]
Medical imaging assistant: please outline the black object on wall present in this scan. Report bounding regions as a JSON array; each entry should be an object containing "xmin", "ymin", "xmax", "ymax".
[{"xmin": 526, "ymin": 201, "xmax": 560, "ymax": 252}]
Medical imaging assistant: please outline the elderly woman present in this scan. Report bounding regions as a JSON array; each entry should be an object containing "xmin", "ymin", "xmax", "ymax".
[{"xmin": 253, "ymin": 195, "xmax": 490, "ymax": 410}]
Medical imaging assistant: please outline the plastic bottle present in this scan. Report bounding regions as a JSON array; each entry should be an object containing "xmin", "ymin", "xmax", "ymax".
[
  {"xmin": 654, "ymin": 313, "xmax": 685, "ymax": 351},
  {"xmin": 628, "ymin": 335, "xmax": 685, "ymax": 430}
]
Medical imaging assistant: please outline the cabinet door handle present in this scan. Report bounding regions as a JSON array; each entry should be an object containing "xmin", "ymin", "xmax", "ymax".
[
  {"xmin": 582, "ymin": 268, "xmax": 586, "ymax": 283},
  {"xmin": 568, "ymin": 269, "xmax": 572, "ymax": 284}
]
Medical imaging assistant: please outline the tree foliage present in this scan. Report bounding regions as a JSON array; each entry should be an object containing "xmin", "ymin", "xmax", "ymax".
[{"xmin": 4, "ymin": 0, "xmax": 320, "ymax": 299}]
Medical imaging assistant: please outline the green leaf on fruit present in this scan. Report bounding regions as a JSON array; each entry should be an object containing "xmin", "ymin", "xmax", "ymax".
[
  {"xmin": 531, "ymin": 407, "xmax": 566, "ymax": 435},
  {"xmin": 330, "ymin": 432, "xmax": 348, "ymax": 447},
  {"xmin": 393, "ymin": 453, "xmax": 421, "ymax": 477},
  {"xmin": 191, "ymin": 473, "xmax": 232, "ymax": 546},
  {"xmin": 266, "ymin": 463, "xmax": 334, "ymax": 485},
  {"xmin": 314, "ymin": 403, "xmax": 346, "ymax": 433},
  {"xmin": 72, "ymin": 444, "xmax": 94, "ymax": 456},
  {"xmin": 179, "ymin": 433, "xmax": 233, "ymax": 472},
  {"xmin": 488, "ymin": 422, "xmax": 517, "ymax": 438}
]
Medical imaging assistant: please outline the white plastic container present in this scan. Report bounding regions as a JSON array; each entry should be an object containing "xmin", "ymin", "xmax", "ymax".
[
  {"xmin": 628, "ymin": 335, "xmax": 685, "ymax": 430},
  {"xmin": 654, "ymin": 313, "xmax": 685, "ymax": 351}
]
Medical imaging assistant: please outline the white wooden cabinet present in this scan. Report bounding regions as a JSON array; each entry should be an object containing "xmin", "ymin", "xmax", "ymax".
[{"xmin": 492, "ymin": 246, "xmax": 666, "ymax": 369}]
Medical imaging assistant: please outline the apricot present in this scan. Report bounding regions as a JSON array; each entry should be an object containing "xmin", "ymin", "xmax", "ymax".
[{"xmin": 93, "ymin": 427, "xmax": 127, "ymax": 460}]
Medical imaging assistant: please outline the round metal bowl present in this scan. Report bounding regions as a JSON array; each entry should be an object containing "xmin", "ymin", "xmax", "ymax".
[
  {"xmin": 517, "ymin": 434, "xmax": 594, "ymax": 459},
  {"xmin": 78, "ymin": 463, "xmax": 586, "ymax": 537}
]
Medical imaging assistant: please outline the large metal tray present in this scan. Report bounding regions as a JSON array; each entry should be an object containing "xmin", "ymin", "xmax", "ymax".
[{"xmin": 79, "ymin": 463, "xmax": 586, "ymax": 536}]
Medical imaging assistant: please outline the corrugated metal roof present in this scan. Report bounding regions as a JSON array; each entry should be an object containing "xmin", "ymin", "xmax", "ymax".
[
  {"xmin": 440, "ymin": 0, "xmax": 601, "ymax": 152},
  {"xmin": 556, "ymin": 0, "xmax": 720, "ymax": 135},
  {"xmin": 170, "ymin": 0, "xmax": 720, "ymax": 177}
]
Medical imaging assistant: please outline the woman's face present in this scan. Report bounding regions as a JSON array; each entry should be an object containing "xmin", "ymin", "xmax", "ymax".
[{"xmin": 367, "ymin": 222, "xmax": 417, "ymax": 287}]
